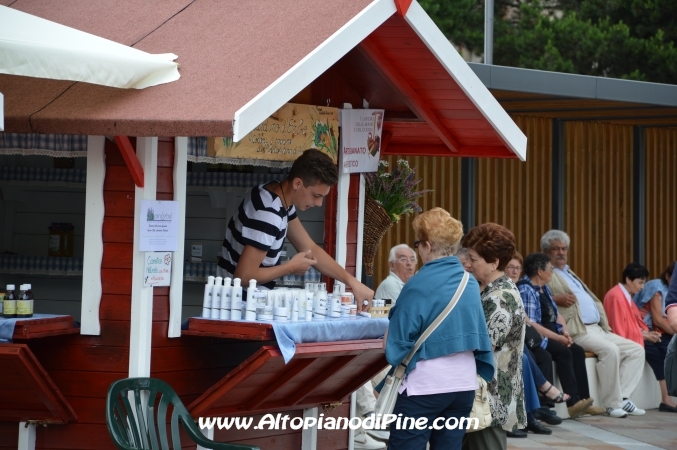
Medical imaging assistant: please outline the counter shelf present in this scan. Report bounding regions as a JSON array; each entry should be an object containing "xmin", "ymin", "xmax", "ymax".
[{"xmin": 183, "ymin": 317, "xmax": 388, "ymax": 418}]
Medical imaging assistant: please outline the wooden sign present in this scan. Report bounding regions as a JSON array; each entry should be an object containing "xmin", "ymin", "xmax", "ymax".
[{"xmin": 208, "ymin": 103, "xmax": 339, "ymax": 163}]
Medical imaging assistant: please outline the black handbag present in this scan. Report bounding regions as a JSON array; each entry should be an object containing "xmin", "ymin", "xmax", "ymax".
[{"xmin": 525, "ymin": 323, "xmax": 543, "ymax": 349}]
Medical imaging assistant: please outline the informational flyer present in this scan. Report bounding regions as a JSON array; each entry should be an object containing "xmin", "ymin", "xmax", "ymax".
[
  {"xmin": 143, "ymin": 252, "xmax": 172, "ymax": 287},
  {"xmin": 340, "ymin": 109, "xmax": 384, "ymax": 173},
  {"xmin": 139, "ymin": 200, "xmax": 179, "ymax": 251}
]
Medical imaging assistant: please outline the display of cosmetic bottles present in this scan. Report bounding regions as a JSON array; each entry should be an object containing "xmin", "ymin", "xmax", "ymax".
[
  {"xmin": 210, "ymin": 277, "xmax": 223, "ymax": 319},
  {"xmin": 220, "ymin": 277, "xmax": 232, "ymax": 320},
  {"xmin": 230, "ymin": 278, "xmax": 243, "ymax": 320},
  {"xmin": 201, "ymin": 276, "xmax": 215, "ymax": 318}
]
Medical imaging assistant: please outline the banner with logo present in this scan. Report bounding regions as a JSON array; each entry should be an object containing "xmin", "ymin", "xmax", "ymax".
[
  {"xmin": 340, "ymin": 109, "xmax": 384, "ymax": 173},
  {"xmin": 208, "ymin": 103, "xmax": 339, "ymax": 164}
]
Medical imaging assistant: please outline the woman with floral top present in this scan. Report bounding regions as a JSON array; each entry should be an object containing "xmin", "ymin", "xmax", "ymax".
[{"xmin": 461, "ymin": 223, "xmax": 526, "ymax": 450}]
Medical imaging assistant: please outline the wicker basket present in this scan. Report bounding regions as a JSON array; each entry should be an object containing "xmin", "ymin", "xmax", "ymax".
[{"xmin": 362, "ymin": 197, "xmax": 394, "ymax": 276}]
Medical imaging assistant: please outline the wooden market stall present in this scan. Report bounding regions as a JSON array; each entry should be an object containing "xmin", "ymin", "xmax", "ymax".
[{"xmin": 0, "ymin": 1, "xmax": 526, "ymax": 449}]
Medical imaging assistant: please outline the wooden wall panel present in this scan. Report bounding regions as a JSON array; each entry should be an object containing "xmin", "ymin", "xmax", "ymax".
[
  {"xmin": 564, "ymin": 122, "xmax": 634, "ymax": 298},
  {"xmin": 372, "ymin": 154, "xmax": 462, "ymax": 286},
  {"xmin": 644, "ymin": 128, "xmax": 677, "ymax": 278},
  {"xmin": 476, "ymin": 116, "xmax": 553, "ymax": 258}
]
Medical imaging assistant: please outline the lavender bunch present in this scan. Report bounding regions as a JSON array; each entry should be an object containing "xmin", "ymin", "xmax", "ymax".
[{"xmin": 364, "ymin": 159, "xmax": 432, "ymax": 222}]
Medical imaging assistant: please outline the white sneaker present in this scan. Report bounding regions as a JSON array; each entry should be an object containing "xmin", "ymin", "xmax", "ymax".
[
  {"xmin": 354, "ymin": 429, "xmax": 386, "ymax": 450},
  {"xmin": 367, "ymin": 428, "xmax": 390, "ymax": 441},
  {"xmin": 606, "ymin": 407, "xmax": 628, "ymax": 418},
  {"xmin": 622, "ymin": 399, "xmax": 646, "ymax": 416}
]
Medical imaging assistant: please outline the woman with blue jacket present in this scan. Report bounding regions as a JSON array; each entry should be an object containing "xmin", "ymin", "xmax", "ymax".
[{"xmin": 384, "ymin": 208, "xmax": 494, "ymax": 450}]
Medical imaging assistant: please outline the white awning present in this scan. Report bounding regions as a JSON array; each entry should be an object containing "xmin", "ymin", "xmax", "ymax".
[{"xmin": 0, "ymin": 5, "xmax": 179, "ymax": 89}]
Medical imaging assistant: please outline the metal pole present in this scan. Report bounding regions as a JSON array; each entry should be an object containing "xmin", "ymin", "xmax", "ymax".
[{"xmin": 484, "ymin": 0, "xmax": 494, "ymax": 65}]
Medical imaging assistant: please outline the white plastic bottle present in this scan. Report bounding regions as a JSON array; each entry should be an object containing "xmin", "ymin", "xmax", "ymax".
[
  {"xmin": 245, "ymin": 279, "xmax": 258, "ymax": 321},
  {"xmin": 201, "ymin": 276, "xmax": 215, "ymax": 318},
  {"xmin": 211, "ymin": 276, "xmax": 223, "ymax": 319},
  {"xmin": 220, "ymin": 277, "xmax": 232, "ymax": 320},
  {"xmin": 230, "ymin": 278, "xmax": 243, "ymax": 320}
]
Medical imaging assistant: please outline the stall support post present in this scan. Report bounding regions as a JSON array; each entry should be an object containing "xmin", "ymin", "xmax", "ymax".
[
  {"xmin": 168, "ymin": 137, "xmax": 188, "ymax": 337},
  {"xmin": 301, "ymin": 407, "xmax": 318, "ymax": 450},
  {"xmin": 17, "ymin": 422, "xmax": 36, "ymax": 450},
  {"xmin": 197, "ymin": 426, "xmax": 215, "ymax": 450},
  {"xmin": 129, "ymin": 137, "xmax": 158, "ymax": 377},
  {"xmin": 80, "ymin": 135, "xmax": 106, "ymax": 335}
]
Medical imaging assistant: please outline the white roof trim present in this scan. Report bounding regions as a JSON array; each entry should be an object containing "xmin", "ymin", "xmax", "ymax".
[
  {"xmin": 404, "ymin": 2, "xmax": 527, "ymax": 161},
  {"xmin": 232, "ymin": 0, "xmax": 396, "ymax": 142}
]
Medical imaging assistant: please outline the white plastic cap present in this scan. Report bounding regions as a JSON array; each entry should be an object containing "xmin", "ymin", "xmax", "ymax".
[
  {"xmin": 233, "ymin": 278, "xmax": 241, "ymax": 287},
  {"xmin": 248, "ymin": 279, "xmax": 257, "ymax": 289},
  {"xmin": 215, "ymin": 276, "xmax": 223, "ymax": 285},
  {"xmin": 207, "ymin": 276, "xmax": 215, "ymax": 285}
]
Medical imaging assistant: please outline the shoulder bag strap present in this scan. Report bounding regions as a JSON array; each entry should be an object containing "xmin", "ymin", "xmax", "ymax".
[{"xmin": 401, "ymin": 271, "xmax": 469, "ymax": 367}]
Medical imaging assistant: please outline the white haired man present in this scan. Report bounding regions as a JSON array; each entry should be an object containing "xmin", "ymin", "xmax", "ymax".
[
  {"xmin": 541, "ymin": 230, "xmax": 645, "ymax": 418},
  {"xmin": 374, "ymin": 244, "xmax": 417, "ymax": 304},
  {"xmin": 355, "ymin": 244, "xmax": 416, "ymax": 449}
]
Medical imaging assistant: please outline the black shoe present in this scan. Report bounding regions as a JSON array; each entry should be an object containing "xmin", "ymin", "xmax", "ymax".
[
  {"xmin": 659, "ymin": 403, "xmax": 677, "ymax": 413},
  {"xmin": 507, "ymin": 429, "xmax": 528, "ymax": 438},
  {"xmin": 532, "ymin": 408, "xmax": 562, "ymax": 425},
  {"xmin": 526, "ymin": 421, "xmax": 552, "ymax": 435}
]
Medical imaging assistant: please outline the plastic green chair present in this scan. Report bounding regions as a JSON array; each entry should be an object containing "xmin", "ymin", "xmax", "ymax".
[{"xmin": 106, "ymin": 377, "xmax": 260, "ymax": 450}]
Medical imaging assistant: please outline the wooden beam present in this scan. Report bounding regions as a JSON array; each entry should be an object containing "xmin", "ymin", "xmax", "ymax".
[
  {"xmin": 379, "ymin": 130, "xmax": 393, "ymax": 154},
  {"xmin": 394, "ymin": 0, "xmax": 413, "ymax": 17},
  {"xmin": 113, "ymin": 136, "xmax": 144, "ymax": 187},
  {"xmin": 383, "ymin": 144, "xmax": 516, "ymax": 158},
  {"xmin": 358, "ymin": 37, "xmax": 461, "ymax": 153}
]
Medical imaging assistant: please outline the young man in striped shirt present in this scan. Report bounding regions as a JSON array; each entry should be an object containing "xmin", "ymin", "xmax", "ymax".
[{"xmin": 217, "ymin": 149, "xmax": 374, "ymax": 306}]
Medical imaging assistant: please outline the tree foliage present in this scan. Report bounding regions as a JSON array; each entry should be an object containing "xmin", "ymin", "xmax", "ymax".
[{"xmin": 421, "ymin": 0, "xmax": 677, "ymax": 84}]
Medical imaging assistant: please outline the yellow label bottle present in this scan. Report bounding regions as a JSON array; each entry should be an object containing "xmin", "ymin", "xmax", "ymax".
[
  {"xmin": 16, "ymin": 284, "xmax": 34, "ymax": 318},
  {"xmin": 3, "ymin": 284, "xmax": 17, "ymax": 318}
]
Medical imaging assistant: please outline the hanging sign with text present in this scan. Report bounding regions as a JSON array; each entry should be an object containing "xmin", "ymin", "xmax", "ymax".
[
  {"xmin": 144, "ymin": 252, "xmax": 172, "ymax": 287},
  {"xmin": 340, "ymin": 109, "xmax": 384, "ymax": 173},
  {"xmin": 208, "ymin": 103, "xmax": 339, "ymax": 164},
  {"xmin": 139, "ymin": 200, "xmax": 179, "ymax": 252}
]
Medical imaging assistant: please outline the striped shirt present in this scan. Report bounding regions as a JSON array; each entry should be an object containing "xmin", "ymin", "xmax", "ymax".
[{"xmin": 217, "ymin": 183, "xmax": 297, "ymax": 289}]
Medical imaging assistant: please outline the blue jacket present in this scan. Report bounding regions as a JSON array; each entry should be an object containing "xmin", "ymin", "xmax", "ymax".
[{"xmin": 384, "ymin": 256, "xmax": 495, "ymax": 384}]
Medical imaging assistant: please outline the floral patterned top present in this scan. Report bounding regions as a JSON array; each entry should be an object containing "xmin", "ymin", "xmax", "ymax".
[{"xmin": 480, "ymin": 274, "xmax": 527, "ymax": 431}]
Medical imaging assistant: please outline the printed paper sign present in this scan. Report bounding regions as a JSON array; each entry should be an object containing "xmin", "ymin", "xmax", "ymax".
[
  {"xmin": 144, "ymin": 252, "xmax": 172, "ymax": 287},
  {"xmin": 340, "ymin": 109, "xmax": 384, "ymax": 173},
  {"xmin": 139, "ymin": 200, "xmax": 179, "ymax": 251}
]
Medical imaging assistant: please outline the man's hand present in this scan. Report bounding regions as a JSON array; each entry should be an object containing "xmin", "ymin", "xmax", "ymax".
[
  {"xmin": 286, "ymin": 250, "xmax": 317, "ymax": 275},
  {"xmin": 642, "ymin": 329, "xmax": 661, "ymax": 343},
  {"xmin": 350, "ymin": 282, "xmax": 374, "ymax": 313},
  {"xmin": 562, "ymin": 331, "xmax": 573, "ymax": 347},
  {"xmin": 553, "ymin": 293, "xmax": 577, "ymax": 307}
]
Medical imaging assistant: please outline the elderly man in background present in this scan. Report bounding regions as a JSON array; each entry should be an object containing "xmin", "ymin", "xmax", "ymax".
[
  {"xmin": 374, "ymin": 244, "xmax": 417, "ymax": 303},
  {"xmin": 354, "ymin": 244, "xmax": 416, "ymax": 449},
  {"xmin": 541, "ymin": 230, "xmax": 645, "ymax": 418}
]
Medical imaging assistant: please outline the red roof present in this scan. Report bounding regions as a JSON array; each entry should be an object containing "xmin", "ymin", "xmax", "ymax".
[{"xmin": 0, "ymin": 0, "xmax": 526, "ymax": 159}]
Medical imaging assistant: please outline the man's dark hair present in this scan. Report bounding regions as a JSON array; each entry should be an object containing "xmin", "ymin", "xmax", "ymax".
[
  {"xmin": 287, "ymin": 149, "xmax": 338, "ymax": 187},
  {"xmin": 622, "ymin": 262, "xmax": 649, "ymax": 282},
  {"xmin": 523, "ymin": 253, "xmax": 551, "ymax": 278}
]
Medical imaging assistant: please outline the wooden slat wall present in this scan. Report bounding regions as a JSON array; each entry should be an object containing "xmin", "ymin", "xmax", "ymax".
[
  {"xmin": 564, "ymin": 122, "xmax": 634, "ymax": 299},
  {"xmin": 644, "ymin": 128, "xmax": 677, "ymax": 279},
  {"xmin": 372, "ymin": 154, "xmax": 461, "ymax": 286},
  {"xmin": 476, "ymin": 116, "xmax": 552, "ymax": 258}
]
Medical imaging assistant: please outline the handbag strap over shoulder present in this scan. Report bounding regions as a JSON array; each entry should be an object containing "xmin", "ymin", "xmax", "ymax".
[{"xmin": 401, "ymin": 271, "xmax": 469, "ymax": 367}]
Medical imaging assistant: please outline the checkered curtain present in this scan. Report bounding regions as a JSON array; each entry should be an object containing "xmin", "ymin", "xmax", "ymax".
[{"xmin": 0, "ymin": 133, "xmax": 88, "ymax": 157}]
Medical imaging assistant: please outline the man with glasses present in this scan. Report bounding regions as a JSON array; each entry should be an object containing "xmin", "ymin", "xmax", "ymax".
[
  {"xmin": 541, "ymin": 230, "xmax": 645, "ymax": 418},
  {"xmin": 374, "ymin": 244, "xmax": 417, "ymax": 304}
]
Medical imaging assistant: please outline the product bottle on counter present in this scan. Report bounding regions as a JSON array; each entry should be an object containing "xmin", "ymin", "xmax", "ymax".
[
  {"xmin": 278, "ymin": 250, "xmax": 289, "ymax": 286},
  {"xmin": 220, "ymin": 277, "xmax": 232, "ymax": 320},
  {"xmin": 210, "ymin": 276, "xmax": 223, "ymax": 319},
  {"xmin": 201, "ymin": 276, "xmax": 215, "ymax": 318},
  {"xmin": 17, "ymin": 284, "xmax": 34, "ymax": 318},
  {"xmin": 3, "ymin": 284, "xmax": 17, "ymax": 318},
  {"xmin": 244, "ymin": 279, "xmax": 258, "ymax": 321},
  {"xmin": 230, "ymin": 278, "xmax": 243, "ymax": 320}
]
